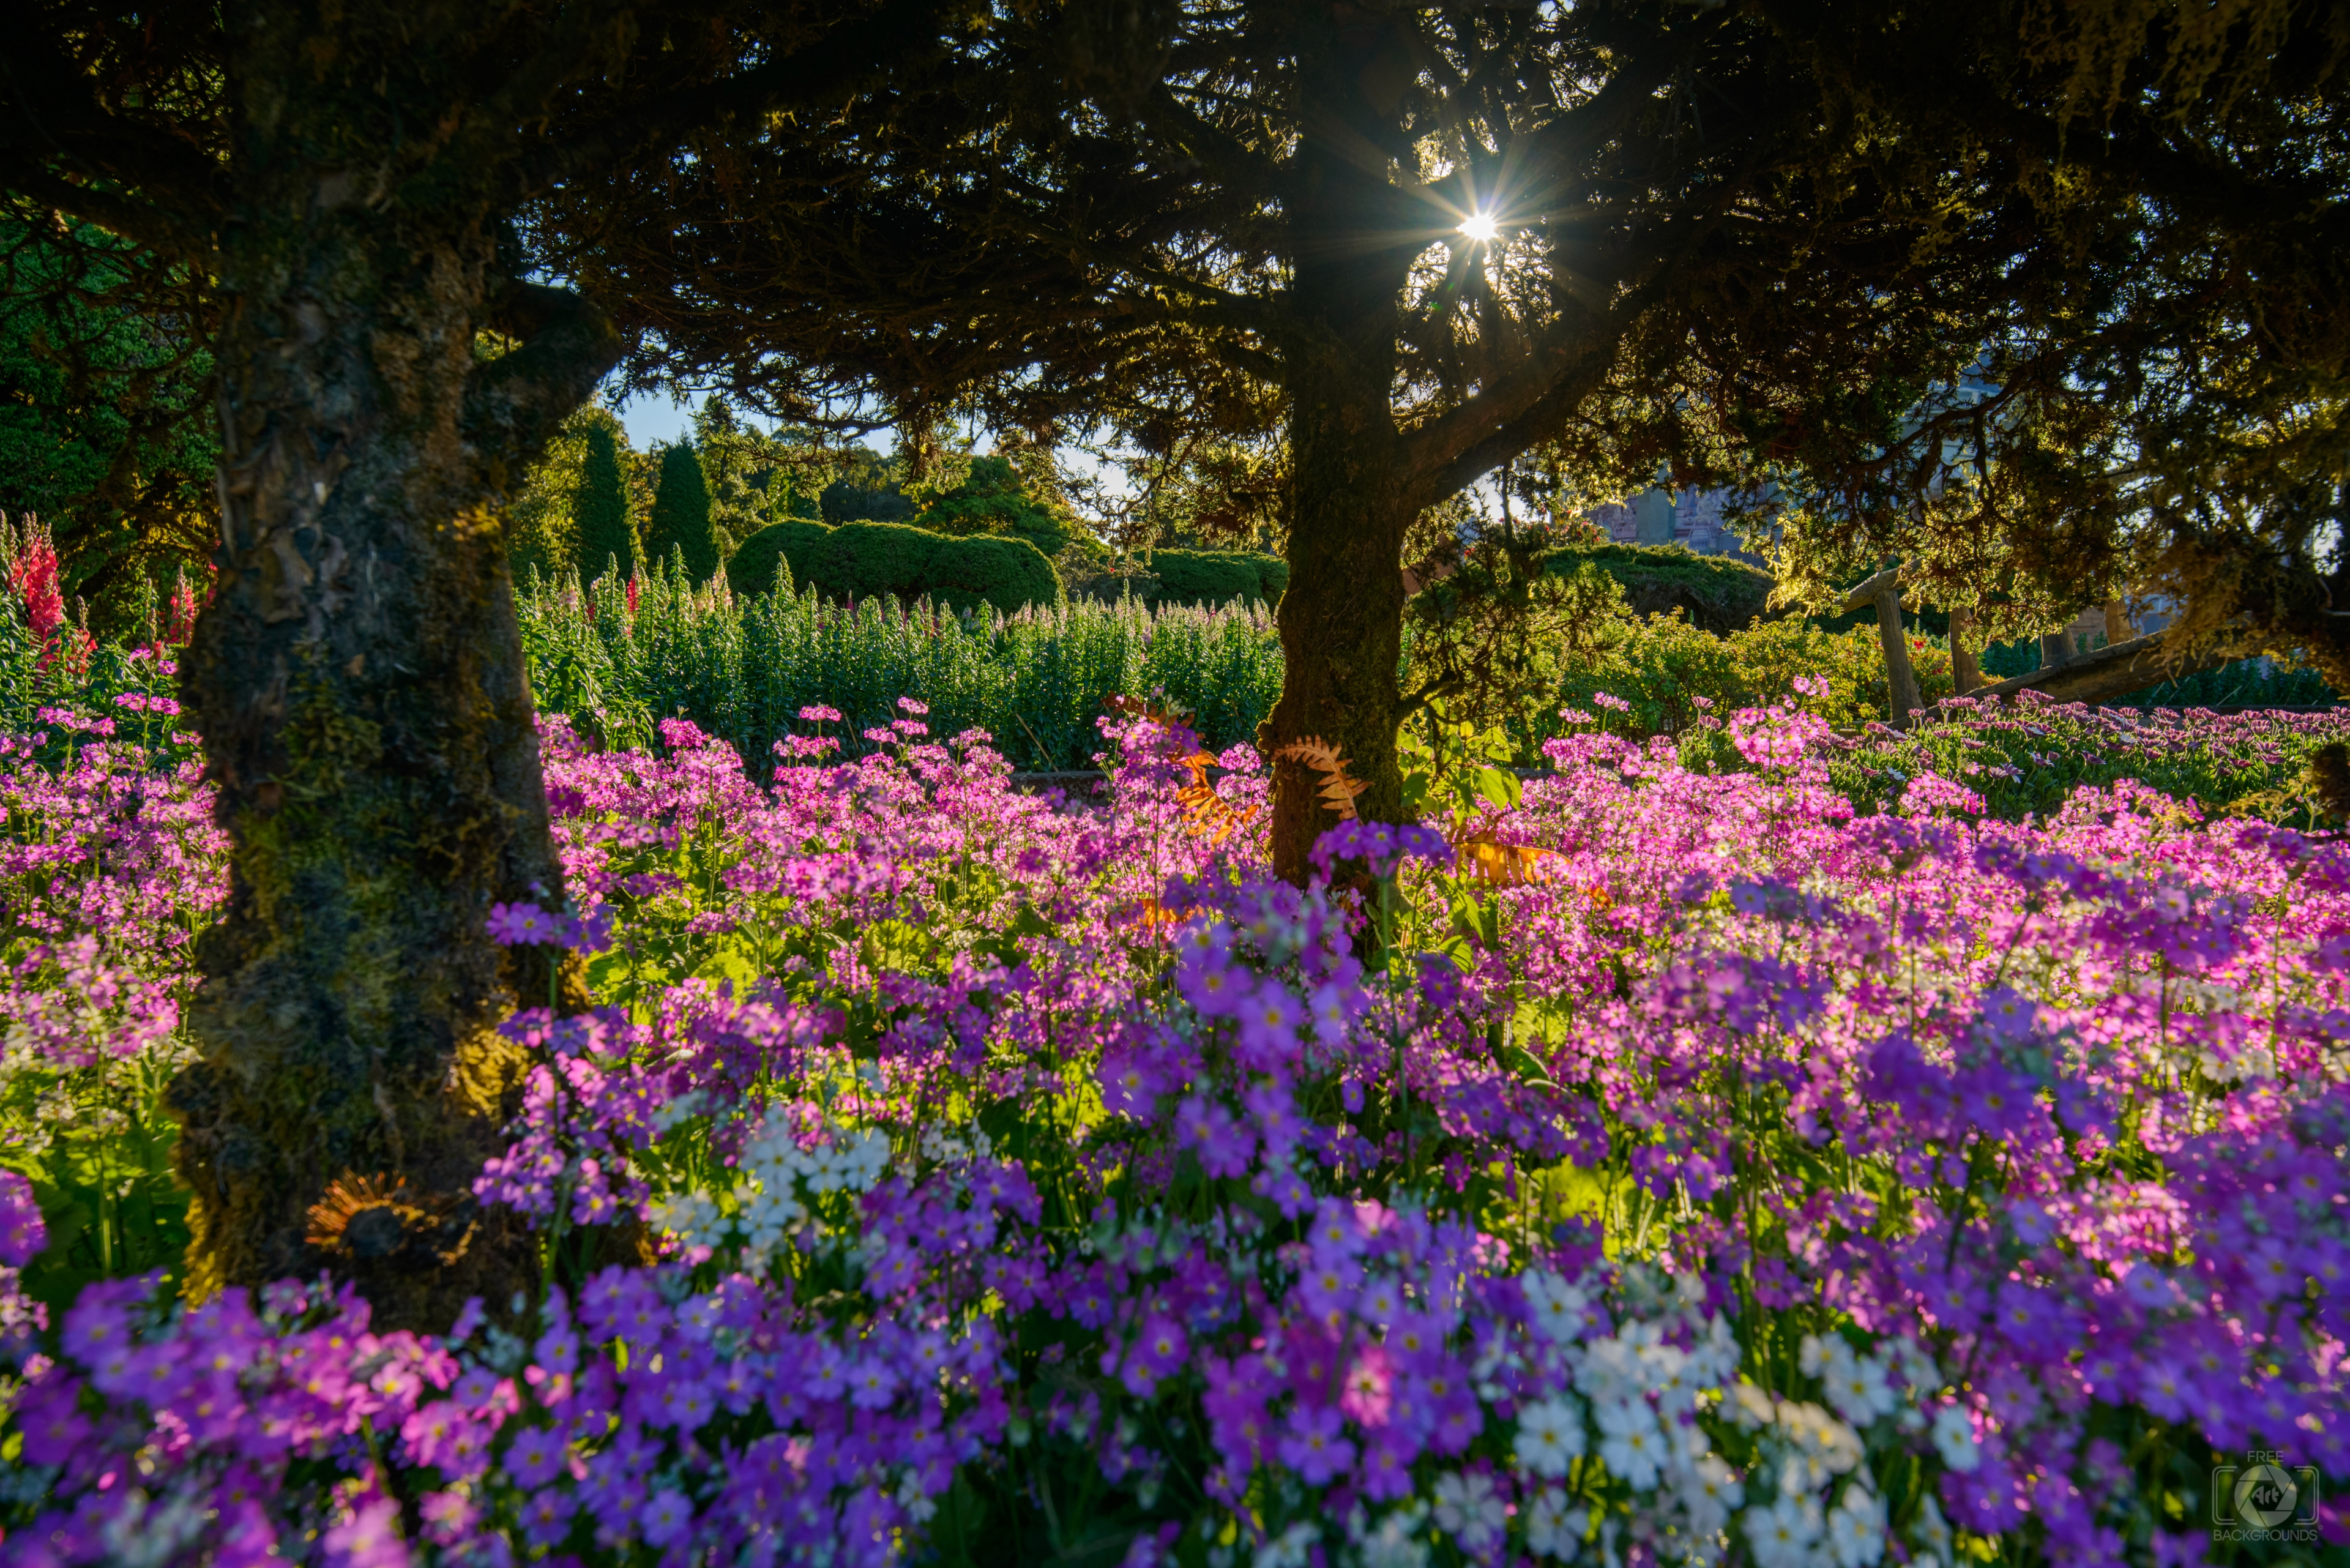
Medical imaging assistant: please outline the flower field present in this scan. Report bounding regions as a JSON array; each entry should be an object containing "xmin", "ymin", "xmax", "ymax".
[{"xmin": 0, "ymin": 679, "xmax": 2346, "ymax": 1568}]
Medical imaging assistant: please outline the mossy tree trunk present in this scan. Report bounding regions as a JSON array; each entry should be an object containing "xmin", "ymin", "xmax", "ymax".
[
  {"xmin": 1261, "ymin": 21, "xmax": 1419, "ymax": 886},
  {"xmin": 165, "ymin": 33, "xmax": 617, "ymax": 1330}
]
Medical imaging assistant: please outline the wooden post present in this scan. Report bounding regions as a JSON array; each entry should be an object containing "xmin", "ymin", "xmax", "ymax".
[
  {"xmin": 1950, "ymin": 605, "xmax": 1982, "ymax": 693},
  {"xmin": 1837, "ymin": 566, "xmax": 1922, "ymax": 728}
]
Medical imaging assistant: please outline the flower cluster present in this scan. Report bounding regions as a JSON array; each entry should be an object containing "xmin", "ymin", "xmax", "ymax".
[{"xmin": 0, "ymin": 689, "xmax": 2345, "ymax": 1568}]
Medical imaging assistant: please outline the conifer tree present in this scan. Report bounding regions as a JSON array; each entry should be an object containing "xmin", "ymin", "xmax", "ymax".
[
  {"xmin": 645, "ymin": 441, "xmax": 718, "ymax": 583},
  {"xmin": 573, "ymin": 421, "xmax": 637, "ymax": 584}
]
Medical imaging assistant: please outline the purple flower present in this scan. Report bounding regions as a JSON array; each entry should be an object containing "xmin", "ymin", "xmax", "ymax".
[
  {"xmin": 486, "ymin": 901, "xmax": 558, "ymax": 945},
  {"xmin": 0, "ymin": 1170, "xmax": 45, "ymax": 1267},
  {"xmin": 1177, "ymin": 1095, "xmax": 1255, "ymax": 1178},
  {"xmin": 1277, "ymin": 1404, "xmax": 1357, "ymax": 1486},
  {"xmin": 323, "ymin": 1498, "xmax": 409, "ymax": 1568},
  {"xmin": 1235, "ymin": 984, "xmax": 1302, "ymax": 1066},
  {"xmin": 504, "ymin": 1422, "xmax": 568, "ymax": 1488},
  {"xmin": 640, "ymin": 1488, "xmax": 695, "ymax": 1548},
  {"xmin": 1177, "ymin": 951, "xmax": 1250, "ymax": 1017}
]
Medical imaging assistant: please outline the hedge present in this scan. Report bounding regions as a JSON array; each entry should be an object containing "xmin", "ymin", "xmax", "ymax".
[
  {"xmin": 1542, "ymin": 542, "xmax": 1772, "ymax": 633},
  {"xmin": 725, "ymin": 518, "xmax": 1062, "ymax": 615},
  {"xmin": 1144, "ymin": 548, "xmax": 1288, "ymax": 607}
]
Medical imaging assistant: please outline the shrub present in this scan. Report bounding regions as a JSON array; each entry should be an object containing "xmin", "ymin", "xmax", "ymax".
[
  {"xmin": 920, "ymin": 532, "xmax": 1062, "ymax": 616},
  {"xmin": 1543, "ymin": 540, "xmax": 1772, "ymax": 632},
  {"xmin": 722, "ymin": 518, "xmax": 831, "ymax": 598},
  {"xmin": 1553, "ymin": 610, "xmax": 1955, "ymax": 742},
  {"xmin": 724, "ymin": 518, "xmax": 1063, "ymax": 617},
  {"xmin": 1147, "ymin": 546, "xmax": 1287, "ymax": 607},
  {"xmin": 520, "ymin": 564, "xmax": 1280, "ymax": 769}
]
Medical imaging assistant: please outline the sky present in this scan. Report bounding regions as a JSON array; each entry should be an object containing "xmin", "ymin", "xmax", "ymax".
[{"xmin": 611, "ymin": 388, "xmax": 698, "ymax": 449}]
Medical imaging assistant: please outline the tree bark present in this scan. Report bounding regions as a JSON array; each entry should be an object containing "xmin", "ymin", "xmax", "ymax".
[
  {"xmin": 165, "ymin": 37, "xmax": 616, "ymax": 1329},
  {"xmin": 1950, "ymin": 605, "xmax": 1982, "ymax": 693},
  {"xmin": 1261, "ymin": 15, "xmax": 1419, "ymax": 884}
]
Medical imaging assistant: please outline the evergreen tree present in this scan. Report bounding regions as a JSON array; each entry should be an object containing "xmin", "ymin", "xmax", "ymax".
[
  {"xmin": 645, "ymin": 439, "xmax": 719, "ymax": 583},
  {"xmin": 573, "ymin": 420, "xmax": 637, "ymax": 583}
]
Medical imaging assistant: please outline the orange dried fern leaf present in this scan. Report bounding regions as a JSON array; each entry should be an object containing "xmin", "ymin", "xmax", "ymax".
[{"xmin": 1274, "ymin": 736, "xmax": 1370, "ymax": 821}]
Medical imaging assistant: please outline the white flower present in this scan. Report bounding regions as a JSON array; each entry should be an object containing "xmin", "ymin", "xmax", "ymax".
[
  {"xmin": 1776, "ymin": 1402, "xmax": 1862, "ymax": 1493},
  {"xmin": 1522, "ymin": 1270, "xmax": 1592, "ymax": 1345},
  {"xmin": 1911, "ymin": 1496, "xmax": 1954, "ymax": 1568},
  {"xmin": 1681, "ymin": 1452, "xmax": 1744, "ymax": 1536},
  {"xmin": 1803, "ymin": 1335, "xmax": 1898, "ymax": 1430},
  {"xmin": 1253, "ymin": 1522, "xmax": 1319, "ymax": 1568},
  {"xmin": 1432, "ymin": 1471, "xmax": 1508, "ymax": 1553},
  {"xmin": 1744, "ymin": 1495, "xmax": 1824, "ymax": 1568},
  {"xmin": 1726, "ymin": 1382, "xmax": 1780, "ymax": 1429},
  {"xmin": 1826, "ymin": 1485, "xmax": 1887, "ymax": 1568},
  {"xmin": 1515, "ymin": 1397, "xmax": 1588, "ymax": 1478},
  {"xmin": 1643, "ymin": 1342, "xmax": 1698, "ymax": 1412},
  {"xmin": 1930, "ymin": 1406, "xmax": 1979, "ymax": 1473},
  {"xmin": 1595, "ymin": 1398, "xmax": 1665, "ymax": 1491},
  {"xmin": 1354, "ymin": 1504, "xmax": 1431, "ymax": 1568},
  {"xmin": 1522, "ymin": 1489, "xmax": 1586, "ymax": 1561}
]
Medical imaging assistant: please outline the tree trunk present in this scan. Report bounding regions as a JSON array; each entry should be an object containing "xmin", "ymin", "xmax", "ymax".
[
  {"xmin": 1874, "ymin": 583, "xmax": 1923, "ymax": 726},
  {"xmin": 1262, "ymin": 17, "xmax": 1419, "ymax": 884},
  {"xmin": 1950, "ymin": 605, "xmax": 1982, "ymax": 693},
  {"xmin": 165, "ymin": 47, "xmax": 616, "ymax": 1329}
]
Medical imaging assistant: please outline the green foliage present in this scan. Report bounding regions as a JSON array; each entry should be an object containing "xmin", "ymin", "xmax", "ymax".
[
  {"xmin": 923, "ymin": 534, "xmax": 1063, "ymax": 617},
  {"xmin": 724, "ymin": 519, "xmax": 826, "ymax": 599},
  {"xmin": 1800, "ymin": 700, "xmax": 2350, "ymax": 826},
  {"xmin": 819, "ymin": 447, "xmax": 917, "ymax": 525},
  {"xmin": 1140, "ymin": 548, "xmax": 1286, "ymax": 608},
  {"xmin": 909, "ymin": 454, "xmax": 1089, "ymax": 559},
  {"xmin": 1542, "ymin": 542, "xmax": 1774, "ymax": 635},
  {"xmin": 722, "ymin": 517, "xmax": 1063, "ymax": 617},
  {"xmin": 1556, "ymin": 611, "xmax": 1957, "ymax": 742},
  {"xmin": 572, "ymin": 419, "xmax": 638, "ymax": 581},
  {"xmin": 645, "ymin": 441, "xmax": 720, "ymax": 583},
  {"xmin": 0, "ymin": 221, "xmax": 217, "ymax": 628},
  {"xmin": 517, "ymin": 563, "xmax": 1281, "ymax": 770}
]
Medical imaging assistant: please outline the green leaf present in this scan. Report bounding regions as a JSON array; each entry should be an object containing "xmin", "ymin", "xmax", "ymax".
[{"xmin": 1474, "ymin": 764, "xmax": 1521, "ymax": 811}]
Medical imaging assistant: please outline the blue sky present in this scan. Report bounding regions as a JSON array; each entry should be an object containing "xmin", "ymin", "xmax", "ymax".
[{"xmin": 611, "ymin": 389, "xmax": 697, "ymax": 449}]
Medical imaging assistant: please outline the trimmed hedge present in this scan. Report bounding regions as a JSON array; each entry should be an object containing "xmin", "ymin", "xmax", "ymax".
[
  {"xmin": 726, "ymin": 519, "xmax": 832, "ymax": 598},
  {"xmin": 725, "ymin": 518, "xmax": 1062, "ymax": 615},
  {"xmin": 1542, "ymin": 542, "xmax": 1772, "ymax": 633},
  {"xmin": 1144, "ymin": 548, "xmax": 1288, "ymax": 607}
]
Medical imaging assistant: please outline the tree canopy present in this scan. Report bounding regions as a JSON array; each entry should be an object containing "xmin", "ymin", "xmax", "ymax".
[{"xmin": 540, "ymin": 0, "xmax": 2350, "ymax": 873}]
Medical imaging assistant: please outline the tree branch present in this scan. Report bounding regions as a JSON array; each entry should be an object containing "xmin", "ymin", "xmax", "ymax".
[
  {"xmin": 491, "ymin": 0, "xmax": 969, "ymax": 204},
  {"xmin": 0, "ymin": 160, "xmax": 212, "ymax": 258},
  {"xmin": 463, "ymin": 283, "xmax": 623, "ymax": 491}
]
